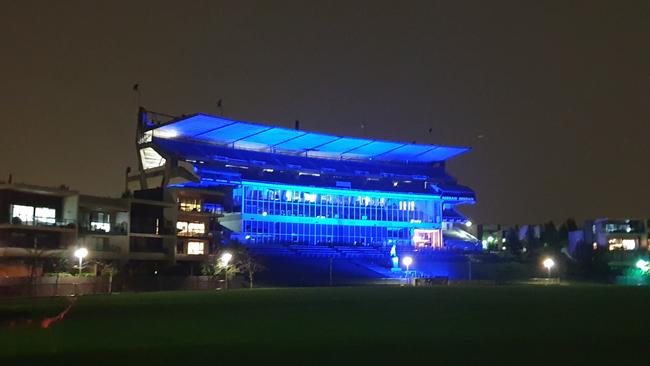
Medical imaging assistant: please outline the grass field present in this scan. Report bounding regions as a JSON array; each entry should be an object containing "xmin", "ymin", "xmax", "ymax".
[{"xmin": 1, "ymin": 285, "xmax": 649, "ymax": 365}]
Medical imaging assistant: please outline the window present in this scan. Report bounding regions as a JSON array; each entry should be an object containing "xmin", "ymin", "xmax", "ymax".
[
  {"xmin": 91, "ymin": 222, "xmax": 111, "ymax": 232},
  {"xmin": 239, "ymin": 183, "xmax": 444, "ymax": 246},
  {"xmin": 35, "ymin": 207, "xmax": 56, "ymax": 224},
  {"xmin": 90, "ymin": 212, "xmax": 111, "ymax": 232},
  {"xmin": 188, "ymin": 222, "xmax": 205, "ymax": 234},
  {"xmin": 11, "ymin": 205, "xmax": 34, "ymax": 223},
  {"xmin": 179, "ymin": 199, "xmax": 202, "ymax": 212},
  {"xmin": 176, "ymin": 221, "xmax": 206, "ymax": 236},
  {"xmin": 608, "ymin": 238, "xmax": 637, "ymax": 251},
  {"xmin": 11, "ymin": 205, "xmax": 56, "ymax": 225},
  {"xmin": 187, "ymin": 241, "xmax": 205, "ymax": 255},
  {"xmin": 203, "ymin": 203, "xmax": 223, "ymax": 215}
]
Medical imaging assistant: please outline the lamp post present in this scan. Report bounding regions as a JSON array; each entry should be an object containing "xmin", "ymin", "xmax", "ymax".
[
  {"xmin": 402, "ymin": 256, "xmax": 413, "ymax": 276},
  {"xmin": 74, "ymin": 248, "xmax": 88, "ymax": 276},
  {"xmin": 543, "ymin": 258, "xmax": 555, "ymax": 280},
  {"xmin": 220, "ymin": 252, "xmax": 233, "ymax": 290}
]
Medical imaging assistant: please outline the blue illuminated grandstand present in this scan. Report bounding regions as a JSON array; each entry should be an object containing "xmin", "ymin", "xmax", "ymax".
[{"xmin": 130, "ymin": 109, "xmax": 477, "ymax": 256}]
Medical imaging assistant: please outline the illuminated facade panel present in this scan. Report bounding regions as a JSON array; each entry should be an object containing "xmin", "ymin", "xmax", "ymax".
[
  {"xmin": 238, "ymin": 182, "xmax": 443, "ymax": 246},
  {"xmin": 139, "ymin": 147, "xmax": 166, "ymax": 170},
  {"xmin": 149, "ymin": 113, "xmax": 470, "ymax": 163}
]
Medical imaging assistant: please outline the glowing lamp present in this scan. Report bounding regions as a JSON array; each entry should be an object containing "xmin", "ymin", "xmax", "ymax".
[
  {"xmin": 74, "ymin": 248, "xmax": 88, "ymax": 259},
  {"xmin": 543, "ymin": 258, "xmax": 555, "ymax": 279},
  {"xmin": 402, "ymin": 256, "xmax": 413, "ymax": 273},
  {"xmin": 220, "ymin": 252, "xmax": 233, "ymax": 265},
  {"xmin": 636, "ymin": 259, "xmax": 649, "ymax": 274},
  {"xmin": 543, "ymin": 258, "xmax": 555, "ymax": 269},
  {"xmin": 465, "ymin": 221, "xmax": 472, "ymax": 227},
  {"xmin": 74, "ymin": 247, "xmax": 88, "ymax": 276}
]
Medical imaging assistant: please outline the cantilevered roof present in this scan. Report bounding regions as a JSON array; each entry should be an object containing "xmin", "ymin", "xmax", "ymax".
[{"xmin": 150, "ymin": 114, "xmax": 470, "ymax": 164}]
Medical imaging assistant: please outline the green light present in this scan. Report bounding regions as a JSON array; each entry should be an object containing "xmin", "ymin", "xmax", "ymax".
[{"xmin": 635, "ymin": 259, "xmax": 649, "ymax": 274}]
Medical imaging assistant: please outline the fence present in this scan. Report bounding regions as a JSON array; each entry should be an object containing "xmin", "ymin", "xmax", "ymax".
[{"xmin": 0, "ymin": 275, "xmax": 223, "ymax": 297}]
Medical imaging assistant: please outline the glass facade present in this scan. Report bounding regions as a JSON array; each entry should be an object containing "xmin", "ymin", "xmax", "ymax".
[{"xmin": 238, "ymin": 182, "xmax": 442, "ymax": 246}]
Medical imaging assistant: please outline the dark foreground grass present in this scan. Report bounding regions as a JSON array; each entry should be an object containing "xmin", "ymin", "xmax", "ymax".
[{"xmin": 1, "ymin": 285, "xmax": 649, "ymax": 365}]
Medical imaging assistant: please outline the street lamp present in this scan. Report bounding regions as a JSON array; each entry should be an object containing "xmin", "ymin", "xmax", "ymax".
[
  {"xmin": 402, "ymin": 256, "xmax": 413, "ymax": 275},
  {"xmin": 220, "ymin": 252, "xmax": 233, "ymax": 289},
  {"xmin": 543, "ymin": 258, "xmax": 555, "ymax": 279},
  {"xmin": 636, "ymin": 259, "xmax": 649, "ymax": 274},
  {"xmin": 74, "ymin": 247, "xmax": 88, "ymax": 276}
]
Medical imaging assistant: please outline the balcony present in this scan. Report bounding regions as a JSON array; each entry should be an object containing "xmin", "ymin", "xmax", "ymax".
[
  {"xmin": 177, "ymin": 230, "xmax": 209, "ymax": 238},
  {"xmin": 130, "ymin": 218, "xmax": 176, "ymax": 236},
  {"xmin": 3, "ymin": 216, "xmax": 76, "ymax": 230}
]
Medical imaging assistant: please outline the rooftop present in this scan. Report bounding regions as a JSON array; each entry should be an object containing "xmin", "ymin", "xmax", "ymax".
[{"xmin": 147, "ymin": 113, "xmax": 470, "ymax": 164}]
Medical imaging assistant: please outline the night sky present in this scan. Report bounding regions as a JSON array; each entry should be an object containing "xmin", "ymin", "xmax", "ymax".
[{"xmin": 1, "ymin": 1, "xmax": 648, "ymax": 224}]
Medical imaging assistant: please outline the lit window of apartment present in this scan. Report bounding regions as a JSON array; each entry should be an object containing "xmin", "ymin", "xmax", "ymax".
[
  {"xmin": 176, "ymin": 221, "xmax": 206, "ymax": 236},
  {"xmin": 179, "ymin": 199, "xmax": 202, "ymax": 212},
  {"xmin": 187, "ymin": 241, "xmax": 205, "ymax": 255},
  {"xmin": 608, "ymin": 238, "xmax": 637, "ymax": 251},
  {"xmin": 10, "ymin": 205, "xmax": 56, "ymax": 225},
  {"xmin": 90, "ymin": 212, "xmax": 111, "ymax": 232}
]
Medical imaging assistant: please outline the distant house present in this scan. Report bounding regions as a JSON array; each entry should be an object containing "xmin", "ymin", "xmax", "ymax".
[
  {"xmin": 0, "ymin": 182, "xmax": 209, "ymax": 277},
  {"xmin": 568, "ymin": 218, "xmax": 648, "ymax": 254}
]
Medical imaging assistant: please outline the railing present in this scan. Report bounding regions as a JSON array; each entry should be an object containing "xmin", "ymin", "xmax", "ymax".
[
  {"xmin": 88, "ymin": 242, "xmax": 122, "ymax": 253},
  {"xmin": 177, "ymin": 230, "xmax": 208, "ymax": 238},
  {"xmin": 129, "ymin": 243, "xmax": 166, "ymax": 253},
  {"xmin": 7, "ymin": 217, "xmax": 76, "ymax": 229},
  {"xmin": 178, "ymin": 204, "xmax": 224, "ymax": 216},
  {"xmin": 79, "ymin": 225, "xmax": 128, "ymax": 235}
]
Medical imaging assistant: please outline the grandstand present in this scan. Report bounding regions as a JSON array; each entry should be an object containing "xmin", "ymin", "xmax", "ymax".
[{"xmin": 128, "ymin": 109, "xmax": 478, "ymax": 279}]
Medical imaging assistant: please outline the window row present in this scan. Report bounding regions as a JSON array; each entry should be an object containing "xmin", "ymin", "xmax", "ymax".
[
  {"xmin": 242, "ymin": 220, "xmax": 414, "ymax": 246},
  {"xmin": 241, "ymin": 186, "xmax": 441, "ymax": 223}
]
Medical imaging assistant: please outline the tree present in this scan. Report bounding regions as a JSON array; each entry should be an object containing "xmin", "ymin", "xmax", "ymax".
[
  {"xmin": 202, "ymin": 251, "xmax": 240, "ymax": 289},
  {"xmin": 506, "ymin": 227, "xmax": 522, "ymax": 256},
  {"xmin": 541, "ymin": 221, "xmax": 558, "ymax": 246},
  {"xmin": 239, "ymin": 252, "xmax": 266, "ymax": 289},
  {"xmin": 565, "ymin": 218, "xmax": 578, "ymax": 232},
  {"xmin": 202, "ymin": 245, "xmax": 266, "ymax": 289}
]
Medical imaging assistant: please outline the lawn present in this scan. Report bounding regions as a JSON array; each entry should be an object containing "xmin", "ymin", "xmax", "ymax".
[{"xmin": 1, "ymin": 285, "xmax": 648, "ymax": 365}]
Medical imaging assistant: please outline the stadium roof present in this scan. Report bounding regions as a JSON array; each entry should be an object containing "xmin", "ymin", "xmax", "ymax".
[{"xmin": 149, "ymin": 113, "xmax": 470, "ymax": 164}]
